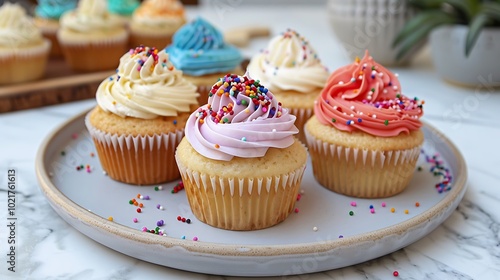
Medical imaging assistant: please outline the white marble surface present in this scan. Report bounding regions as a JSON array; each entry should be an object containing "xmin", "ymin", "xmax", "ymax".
[{"xmin": 1, "ymin": 3, "xmax": 500, "ymax": 280}]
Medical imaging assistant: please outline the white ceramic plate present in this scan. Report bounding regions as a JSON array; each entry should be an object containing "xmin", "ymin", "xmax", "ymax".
[{"xmin": 35, "ymin": 110, "xmax": 467, "ymax": 277}]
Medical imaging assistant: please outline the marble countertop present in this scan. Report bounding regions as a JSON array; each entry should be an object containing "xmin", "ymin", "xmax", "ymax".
[{"xmin": 2, "ymin": 3, "xmax": 500, "ymax": 280}]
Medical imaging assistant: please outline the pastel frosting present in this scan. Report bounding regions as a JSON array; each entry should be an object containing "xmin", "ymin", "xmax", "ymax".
[
  {"xmin": 166, "ymin": 17, "xmax": 243, "ymax": 76},
  {"xmin": 315, "ymin": 51, "xmax": 424, "ymax": 137},
  {"xmin": 59, "ymin": 0, "xmax": 123, "ymax": 33},
  {"xmin": 35, "ymin": 0, "xmax": 77, "ymax": 20},
  {"xmin": 185, "ymin": 74, "xmax": 298, "ymax": 161},
  {"xmin": 247, "ymin": 29, "xmax": 328, "ymax": 93},
  {"xmin": 96, "ymin": 46, "xmax": 199, "ymax": 119},
  {"xmin": 0, "ymin": 3, "xmax": 44, "ymax": 48},
  {"xmin": 132, "ymin": 0, "xmax": 185, "ymax": 28},
  {"xmin": 108, "ymin": 0, "xmax": 140, "ymax": 16}
]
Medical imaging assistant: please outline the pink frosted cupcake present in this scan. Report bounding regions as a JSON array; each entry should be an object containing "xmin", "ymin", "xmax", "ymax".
[{"xmin": 175, "ymin": 74, "xmax": 307, "ymax": 230}]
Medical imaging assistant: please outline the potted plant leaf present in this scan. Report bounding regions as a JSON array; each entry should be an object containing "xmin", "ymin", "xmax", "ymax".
[{"xmin": 393, "ymin": 0, "xmax": 500, "ymax": 87}]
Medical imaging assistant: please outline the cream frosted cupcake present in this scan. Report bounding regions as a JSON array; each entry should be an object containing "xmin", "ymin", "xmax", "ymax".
[
  {"xmin": 57, "ymin": 0, "xmax": 128, "ymax": 72},
  {"xmin": 129, "ymin": 0, "xmax": 186, "ymax": 49},
  {"xmin": 34, "ymin": 0, "xmax": 77, "ymax": 58},
  {"xmin": 175, "ymin": 74, "xmax": 307, "ymax": 231},
  {"xmin": 305, "ymin": 51, "xmax": 424, "ymax": 198},
  {"xmin": 166, "ymin": 17, "xmax": 243, "ymax": 105},
  {"xmin": 247, "ymin": 29, "xmax": 329, "ymax": 145},
  {"xmin": 86, "ymin": 46, "xmax": 199, "ymax": 185},
  {"xmin": 0, "ymin": 3, "xmax": 51, "ymax": 85}
]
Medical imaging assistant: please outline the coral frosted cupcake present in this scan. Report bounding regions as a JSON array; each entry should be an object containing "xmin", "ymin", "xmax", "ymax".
[
  {"xmin": 0, "ymin": 3, "xmax": 51, "ymax": 85},
  {"xmin": 166, "ymin": 17, "xmax": 243, "ymax": 104},
  {"xmin": 305, "ymin": 51, "xmax": 424, "ymax": 198},
  {"xmin": 247, "ymin": 29, "xmax": 329, "ymax": 145},
  {"xmin": 57, "ymin": 0, "xmax": 128, "ymax": 72},
  {"xmin": 85, "ymin": 46, "xmax": 199, "ymax": 185},
  {"xmin": 175, "ymin": 74, "xmax": 307, "ymax": 231},
  {"xmin": 129, "ymin": 0, "xmax": 186, "ymax": 49},
  {"xmin": 34, "ymin": 0, "xmax": 77, "ymax": 57}
]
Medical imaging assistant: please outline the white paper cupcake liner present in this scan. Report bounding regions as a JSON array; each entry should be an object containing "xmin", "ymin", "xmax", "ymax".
[
  {"xmin": 289, "ymin": 107, "xmax": 313, "ymax": 146},
  {"xmin": 305, "ymin": 128, "xmax": 421, "ymax": 198},
  {"xmin": 85, "ymin": 114, "xmax": 184, "ymax": 185},
  {"xmin": 176, "ymin": 157, "xmax": 306, "ymax": 231}
]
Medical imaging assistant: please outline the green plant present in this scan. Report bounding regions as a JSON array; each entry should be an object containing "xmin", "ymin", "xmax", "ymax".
[{"xmin": 393, "ymin": 0, "xmax": 500, "ymax": 60}]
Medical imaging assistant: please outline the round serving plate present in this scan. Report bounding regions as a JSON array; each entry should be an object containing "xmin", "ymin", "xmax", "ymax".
[{"xmin": 35, "ymin": 110, "xmax": 467, "ymax": 277}]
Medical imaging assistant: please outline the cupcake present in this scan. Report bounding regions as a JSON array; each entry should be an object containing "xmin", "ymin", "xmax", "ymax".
[
  {"xmin": 34, "ymin": 0, "xmax": 77, "ymax": 58},
  {"xmin": 305, "ymin": 51, "xmax": 424, "ymax": 198},
  {"xmin": 166, "ymin": 17, "xmax": 243, "ymax": 104},
  {"xmin": 108, "ymin": 0, "xmax": 140, "ymax": 26},
  {"xmin": 57, "ymin": 0, "xmax": 129, "ymax": 72},
  {"xmin": 175, "ymin": 74, "xmax": 307, "ymax": 231},
  {"xmin": 129, "ymin": 0, "xmax": 186, "ymax": 49},
  {"xmin": 247, "ymin": 29, "xmax": 329, "ymax": 145},
  {"xmin": 0, "ymin": 3, "xmax": 51, "ymax": 85},
  {"xmin": 85, "ymin": 46, "xmax": 199, "ymax": 185}
]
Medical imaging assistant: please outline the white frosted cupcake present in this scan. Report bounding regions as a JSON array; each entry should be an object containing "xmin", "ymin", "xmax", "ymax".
[
  {"xmin": 57, "ymin": 0, "xmax": 128, "ymax": 71},
  {"xmin": 247, "ymin": 29, "xmax": 329, "ymax": 145},
  {"xmin": 0, "ymin": 3, "xmax": 51, "ymax": 85},
  {"xmin": 176, "ymin": 74, "xmax": 307, "ymax": 231},
  {"xmin": 86, "ymin": 46, "xmax": 199, "ymax": 185}
]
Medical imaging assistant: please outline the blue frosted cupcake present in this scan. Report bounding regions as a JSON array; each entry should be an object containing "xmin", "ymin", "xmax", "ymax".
[
  {"xmin": 108, "ymin": 0, "xmax": 140, "ymax": 26},
  {"xmin": 166, "ymin": 17, "xmax": 243, "ymax": 104}
]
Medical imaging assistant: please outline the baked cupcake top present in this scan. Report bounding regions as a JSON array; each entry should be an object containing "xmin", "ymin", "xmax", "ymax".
[
  {"xmin": 35, "ymin": 0, "xmax": 77, "ymax": 20},
  {"xmin": 132, "ymin": 0, "xmax": 185, "ymax": 28},
  {"xmin": 166, "ymin": 17, "xmax": 243, "ymax": 76},
  {"xmin": 96, "ymin": 46, "xmax": 199, "ymax": 119},
  {"xmin": 59, "ymin": 0, "xmax": 123, "ymax": 34},
  {"xmin": 185, "ymin": 74, "xmax": 298, "ymax": 161},
  {"xmin": 314, "ymin": 51, "xmax": 424, "ymax": 137},
  {"xmin": 247, "ymin": 29, "xmax": 328, "ymax": 93},
  {"xmin": 0, "ymin": 3, "xmax": 45, "ymax": 48},
  {"xmin": 108, "ymin": 0, "xmax": 140, "ymax": 16}
]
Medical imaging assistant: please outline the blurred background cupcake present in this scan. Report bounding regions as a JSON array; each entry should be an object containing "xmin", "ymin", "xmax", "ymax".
[
  {"xmin": 129, "ymin": 0, "xmax": 186, "ymax": 49},
  {"xmin": 57, "ymin": 0, "xmax": 129, "ymax": 72},
  {"xmin": 85, "ymin": 46, "xmax": 199, "ymax": 185},
  {"xmin": 33, "ymin": 0, "xmax": 77, "ymax": 58},
  {"xmin": 166, "ymin": 17, "xmax": 243, "ymax": 105},
  {"xmin": 107, "ymin": 0, "xmax": 140, "ymax": 26},
  {"xmin": 0, "ymin": 2, "xmax": 51, "ymax": 85},
  {"xmin": 247, "ymin": 29, "xmax": 329, "ymax": 145}
]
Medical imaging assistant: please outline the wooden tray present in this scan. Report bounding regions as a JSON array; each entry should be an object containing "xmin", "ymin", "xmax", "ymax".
[{"xmin": 0, "ymin": 58, "xmax": 114, "ymax": 113}]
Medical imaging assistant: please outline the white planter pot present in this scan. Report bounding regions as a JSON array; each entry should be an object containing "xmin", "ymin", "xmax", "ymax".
[
  {"xmin": 327, "ymin": 0, "xmax": 417, "ymax": 66},
  {"xmin": 429, "ymin": 25, "xmax": 500, "ymax": 87}
]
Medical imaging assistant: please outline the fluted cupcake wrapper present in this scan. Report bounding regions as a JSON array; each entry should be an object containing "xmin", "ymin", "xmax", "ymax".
[
  {"xmin": 305, "ymin": 129, "xmax": 421, "ymax": 198},
  {"xmin": 176, "ymin": 157, "xmax": 307, "ymax": 231},
  {"xmin": 288, "ymin": 107, "xmax": 313, "ymax": 146},
  {"xmin": 85, "ymin": 114, "xmax": 184, "ymax": 185},
  {"xmin": 0, "ymin": 39, "xmax": 51, "ymax": 85}
]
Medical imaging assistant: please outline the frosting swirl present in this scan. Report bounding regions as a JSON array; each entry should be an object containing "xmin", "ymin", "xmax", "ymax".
[
  {"xmin": 185, "ymin": 74, "xmax": 298, "ymax": 161},
  {"xmin": 59, "ymin": 0, "xmax": 123, "ymax": 33},
  {"xmin": 108, "ymin": 0, "xmax": 139, "ymax": 16},
  {"xmin": 0, "ymin": 3, "xmax": 44, "ymax": 47},
  {"xmin": 166, "ymin": 17, "xmax": 242, "ymax": 76},
  {"xmin": 315, "ymin": 51, "xmax": 424, "ymax": 137},
  {"xmin": 96, "ymin": 46, "xmax": 199, "ymax": 119},
  {"xmin": 35, "ymin": 0, "xmax": 77, "ymax": 20},
  {"xmin": 247, "ymin": 29, "xmax": 328, "ymax": 93}
]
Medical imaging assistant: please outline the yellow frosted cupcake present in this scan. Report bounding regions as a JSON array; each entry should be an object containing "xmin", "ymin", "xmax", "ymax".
[
  {"xmin": 57, "ymin": 0, "xmax": 128, "ymax": 72},
  {"xmin": 129, "ymin": 0, "xmax": 186, "ymax": 49},
  {"xmin": 305, "ymin": 51, "xmax": 424, "ymax": 198},
  {"xmin": 176, "ymin": 74, "xmax": 307, "ymax": 231},
  {"xmin": 0, "ymin": 3, "xmax": 51, "ymax": 85},
  {"xmin": 34, "ymin": 0, "xmax": 77, "ymax": 57},
  {"xmin": 85, "ymin": 46, "xmax": 199, "ymax": 185},
  {"xmin": 247, "ymin": 29, "xmax": 329, "ymax": 145}
]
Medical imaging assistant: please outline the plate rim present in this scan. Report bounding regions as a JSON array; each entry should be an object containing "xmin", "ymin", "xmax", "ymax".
[{"xmin": 35, "ymin": 109, "xmax": 468, "ymax": 257}]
